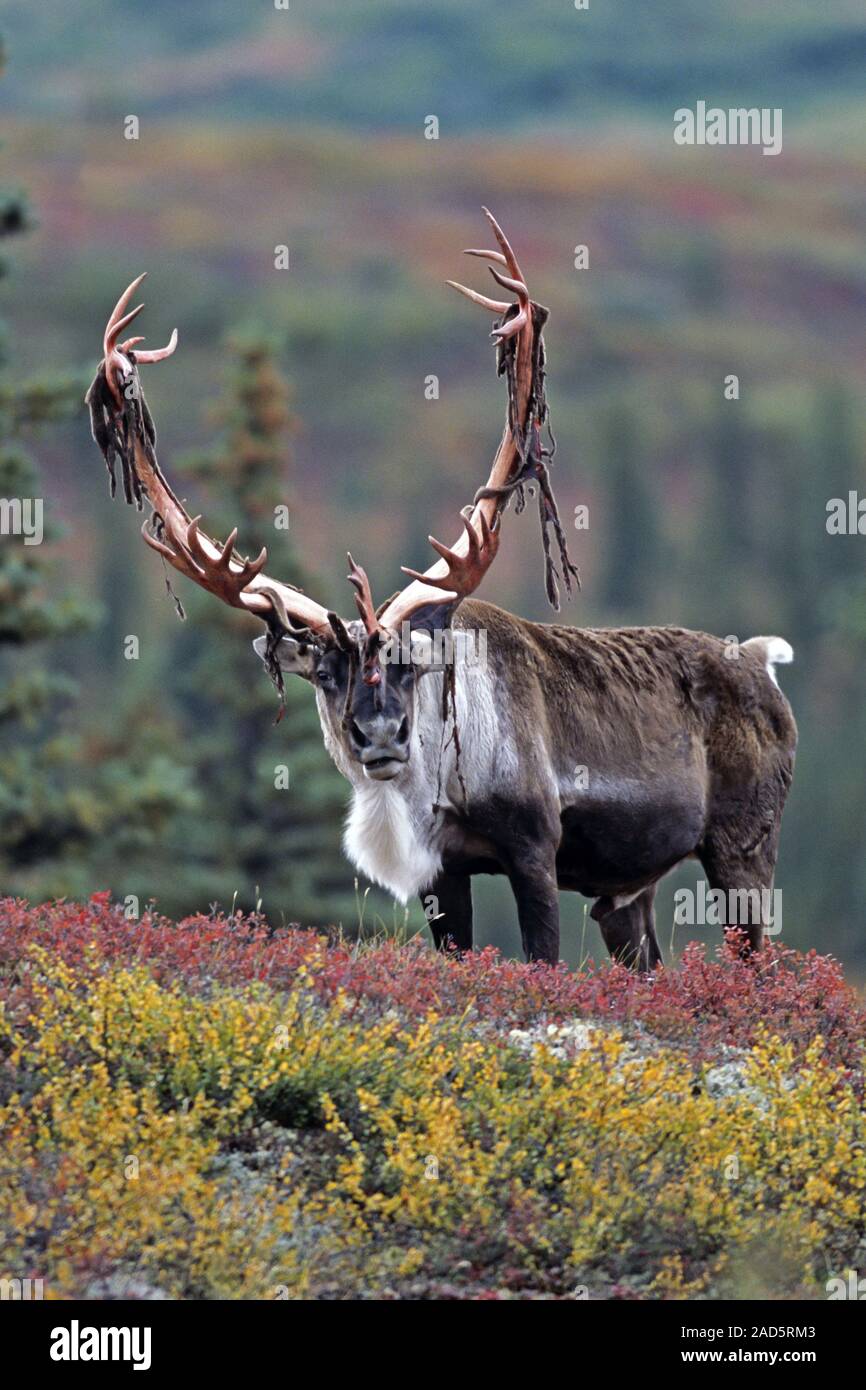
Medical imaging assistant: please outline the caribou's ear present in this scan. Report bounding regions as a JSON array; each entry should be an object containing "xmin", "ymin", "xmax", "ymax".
[{"xmin": 253, "ymin": 634, "xmax": 316, "ymax": 682}]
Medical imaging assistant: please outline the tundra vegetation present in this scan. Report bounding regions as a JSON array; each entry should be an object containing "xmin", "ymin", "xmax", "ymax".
[{"xmin": 1, "ymin": 896, "xmax": 865, "ymax": 1300}]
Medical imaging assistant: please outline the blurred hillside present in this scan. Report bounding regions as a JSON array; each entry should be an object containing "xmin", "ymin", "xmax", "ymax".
[
  {"xmin": 1, "ymin": 4, "xmax": 866, "ymax": 965},
  {"xmin": 3, "ymin": 1, "xmax": 866, "ymax": 131}
]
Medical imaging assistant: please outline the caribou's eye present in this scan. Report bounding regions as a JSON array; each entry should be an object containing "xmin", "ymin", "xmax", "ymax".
[{"xmin": 316, "ymin": 669, "xmax": 336, "ymax": 689}]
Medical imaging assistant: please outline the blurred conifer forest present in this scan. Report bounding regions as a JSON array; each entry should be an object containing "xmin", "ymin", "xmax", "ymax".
[{"xmin": 1, "ymin": 4, "xmax": 866, "ymax": 967}]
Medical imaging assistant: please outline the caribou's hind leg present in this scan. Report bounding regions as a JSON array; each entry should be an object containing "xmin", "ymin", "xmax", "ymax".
[{"xmin": 593, "ymin": 885, "xmax": 661, "ymax": 972}]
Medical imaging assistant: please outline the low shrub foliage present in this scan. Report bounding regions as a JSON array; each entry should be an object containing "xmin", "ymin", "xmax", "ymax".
[{"xmin": 1, "ymin": 895, "xmax": 864, "ymax": 1299}]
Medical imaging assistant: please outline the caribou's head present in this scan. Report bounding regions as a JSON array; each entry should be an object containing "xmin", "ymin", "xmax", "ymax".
[
  {"xmin": 257, "ymin": 622, "xmax": 420, "ymax": 783},
  {"xmin": 253, "ymin": 523, "xmax": 498, "ymax": 781},
  {"xmin": 86, "ymin": 211, "xmax": 577, "ymax": 784}
]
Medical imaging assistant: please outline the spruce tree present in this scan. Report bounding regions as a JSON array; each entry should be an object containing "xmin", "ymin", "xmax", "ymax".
[{"xmin": 0, "ymin": 37, "xmax": 195, "ymax": 900}]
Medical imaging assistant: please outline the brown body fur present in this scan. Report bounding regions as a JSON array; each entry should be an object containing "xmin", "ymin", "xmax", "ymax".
[{"xmin": 423, "ymin": 600, "xmax": 797, "ymax": 969}]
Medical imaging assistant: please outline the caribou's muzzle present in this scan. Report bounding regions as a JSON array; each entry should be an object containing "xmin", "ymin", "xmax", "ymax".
[
  {"xmin": 361, "ymin": 754, "xmax": 408, "ymax": 781},
  {"xmin": 350, "ymin": 715, "xmax": 410, "ymax": 780}
]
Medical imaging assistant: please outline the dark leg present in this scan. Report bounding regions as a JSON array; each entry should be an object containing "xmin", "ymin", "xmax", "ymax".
[
  {"xmin": 506, "ymin": 854, "xmax": 561, "ymax": 965},
  {"xmin": 594, "ymin": 885, "xmax": 661, "ymax": 972},
  {"xmin": 423, "ymin": 870, "xmax": 473, "ymax": 954}
]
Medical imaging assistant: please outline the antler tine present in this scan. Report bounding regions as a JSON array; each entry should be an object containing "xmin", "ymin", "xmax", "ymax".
[
  {"xmin": 400, "ymin": 512, "xmax": 500, "ymax": 596},
  {"xmin": 464, "ymin": 247, "xmax": 508, "ymax": 267},
  {"xmin": 185, "ymin": 515, "xmax": 206, "ymax": 556},
  {"xmin": 107, "ymin": 303, "xmax": 145, "ymax": 350},
  {"xmin": 446, "ymin": 280, "xmax": 509, "ymax": 314},
  {"xmin": 488, "ymin": 266, "xmax": 529, "ymax": 301},
  {"xmin": 481, "ymin": 206, "xmax": 526, "ymax": 286},
  {"xmin": 134, "ymin": 329, "xmax": 179, "ymax": 365},
  {"xmin": 185, "ymin": 515, "xmax": 268, "ymax": 587},
  {"xmin": 141, "ymin": 517, "xmax": 200, "ymax": 578},
  {"xmin": 244, "ymin": 550, "xmax": 269, "ymax": 582},
  {"xmin": 218, "ymin": 527, "xmax": 239, "ymax": 566},
  {"xmin": 399, "ymin": 559, "xmax": 457, "ymax": 591},
  {"xmin": 143, "ymin": 509, "xmax": 269, "ymax": 600},
  {"xmin": 346, "ymin": 552, "xmax": 382, "ymax": 636},
  {"xmin": 100, "ymin": 273, "xmax": 178, "ymax": 404},
  {"xmin": 491, "ymin": 307, "xmax": 528, "ymax": 341},
  {"xmin": 104, "ymin": 273, "xmax": 147, "ymax": 355}
]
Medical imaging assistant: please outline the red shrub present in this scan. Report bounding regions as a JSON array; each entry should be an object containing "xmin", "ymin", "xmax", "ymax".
[{"xmin": 0, "ymin": 894, "xmax": 863, "ymax": 1071}]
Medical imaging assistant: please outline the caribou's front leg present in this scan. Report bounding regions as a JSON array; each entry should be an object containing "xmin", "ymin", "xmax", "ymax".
[
  {"xmin": 506, "ymin": 851, "xmax": 561, "ymax": 965},
  {"xmin": 424, "ymin": 870, "xmax": 473, "ymax": 955}
]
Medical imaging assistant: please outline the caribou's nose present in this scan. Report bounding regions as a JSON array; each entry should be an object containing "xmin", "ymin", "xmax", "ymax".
[{"xmin": 350, "ymin": 714, "xmax": 410, "ymax": 765}]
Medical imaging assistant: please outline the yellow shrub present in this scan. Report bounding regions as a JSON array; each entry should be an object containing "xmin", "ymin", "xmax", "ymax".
[{"xmin": 2, "ymin": 951, "xmax": 864, "ymax": 1298}]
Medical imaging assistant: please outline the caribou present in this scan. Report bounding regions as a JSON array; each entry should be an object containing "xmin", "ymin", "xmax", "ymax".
[{"xmin": 86, "ymin": 211, "xmax": 797, "ymax": 970}]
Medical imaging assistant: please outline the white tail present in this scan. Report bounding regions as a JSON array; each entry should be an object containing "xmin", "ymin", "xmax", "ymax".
[{"xmin": 742, "ymin": 635, "xmax": 794, "ymax": 687}]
